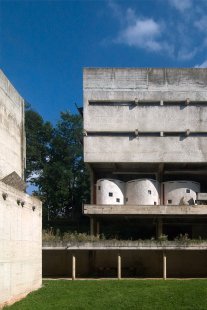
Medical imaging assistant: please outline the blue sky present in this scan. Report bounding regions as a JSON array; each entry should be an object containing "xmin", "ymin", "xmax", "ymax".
[{"xmin": 1, "ymin": 0, "xmax": 207, "ymax": 123}]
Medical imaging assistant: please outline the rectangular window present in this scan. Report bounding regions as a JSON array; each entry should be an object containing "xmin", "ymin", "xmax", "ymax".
[
  {"xmin": 168, "ymin": 200, "xmax": 172, "ymax": 204},
  {"xmin": 116, "ymin": 198, "xmax": 120, "ymax": 202},
  {"xmin": 109, "ymin": 192, "xmax": 113, "ymax": 197}
]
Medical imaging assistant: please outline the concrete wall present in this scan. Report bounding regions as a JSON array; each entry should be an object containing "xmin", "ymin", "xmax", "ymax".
[
  {"xmin": 0, "ymin": 181, "xmax": 42, "ymax": 307},
  {"xmin": 42, "ymin": 249, "xmax": 207, "ymax": 278},
  {"xmin": 84, "ymin": 136, "xmax": 207, "ymax": 163},
  {"xmin": 0, "ymin": 70, "xmax": 25, "ymax": 179},
  {"xmin": 83, "ymin": 68, "xmax": 207, "ymax": 164}
]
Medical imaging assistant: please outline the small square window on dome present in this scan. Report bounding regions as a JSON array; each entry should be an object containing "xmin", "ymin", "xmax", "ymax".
[{"xmin": 109, "ymin": 192, "xmax": 113, "ymax": 197}]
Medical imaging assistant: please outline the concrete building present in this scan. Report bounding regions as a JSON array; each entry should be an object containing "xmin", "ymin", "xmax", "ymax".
[
  {"xmin": 79, "ymin": 68, "xmax": 207, "ymax": 278},
  {"xmin": 0, "ymin": 70, "xmax": 25, "ymax": 180},
  {"xmin": 0, "ymin": 70, "xmax": 42, "ymax": 308}
]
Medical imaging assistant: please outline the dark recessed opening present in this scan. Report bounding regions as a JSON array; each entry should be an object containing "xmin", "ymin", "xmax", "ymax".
[
  {"xmin": 109, "ymin": 192, "xmax": 113, "ymax": 197},
  {"xmin": 186, "ymin": 189, "xmax": 190, "ymax": 193},
  {"xmin": 148, "ymin": 190, "xmax": 152, "ymax": 195},
  {"xmin": 116, "ymin": 198, "xmax": 120, "ymax": 202},
  {"xmin": 98, "ymin": 186, "xmax": 101, "ymax": 190},
  {"xmin": 168, "ymin": 199, "xmax": 172, "ymax": 204}
]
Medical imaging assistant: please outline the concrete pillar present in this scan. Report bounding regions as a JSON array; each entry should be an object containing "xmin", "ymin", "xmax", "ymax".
[
  {"xmin": 117, "ymin": 253, "xmax": 121, "ymax": 279},
  {"xmin": 96, "ymin": 221, "xmax": 100, "ymax": 236},
  {"xmin": 90, "ymin": 218, "xmax": 100, "ymax": 237},
  {"xmin": 90, "ymin": 218, "xmax": 94, "ymax": 236},
  {"xmin": 87, "ymin": 164, "xmax": 95, "ymax": 204},
  {"xmin": 163, "ymin": 251, "xmax": 167, "ymax": 280},
  {"xmin": 72, "ymin": 255, "xmax": 76, "ymax": 280},
  {"xmin": 157, "ymin": 218, "xmax": 163, "ymax": 239},
  {"xmin": 158, "ymin": 163, "xmax": 164, "ymax": 183}
]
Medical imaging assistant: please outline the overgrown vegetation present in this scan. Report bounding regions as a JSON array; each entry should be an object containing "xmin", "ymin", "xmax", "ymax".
[
  {"xmin": 7, "ymin": 280, "xmax": 207, "ymax": 309},
  {"xmin": 42, "ymin": 230, "xmax": 206, "ymax": 246}
]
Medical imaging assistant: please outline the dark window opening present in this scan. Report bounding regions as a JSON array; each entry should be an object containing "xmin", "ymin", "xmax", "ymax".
[
  {"xmin": 168, "ymin": 199, "xmax": 172, "ymax": 204},
  {"xmin": 186, "ymin": 189, "xmax": 190, "ymax": 193},
  {"xmin": 148, "ymin": 190, "xmax": 152, "ymax": 195},
  {"xmin": 109, "ymin": 192, "xmax": 113, "ymax": 197},
  {"xmin": 116, "ymin": 198, "xmax": 120, "ymax": 202},
  {"xmin": 98, "ymin": 186, "xmax": 101, "ymax": 190},
  {"xmin": 126, "ymin": 198, "xmax": 128, "ymax": 202},
  {"xmin": 154, "ymin": 202, "xmax": 157, "ymax": 205}
]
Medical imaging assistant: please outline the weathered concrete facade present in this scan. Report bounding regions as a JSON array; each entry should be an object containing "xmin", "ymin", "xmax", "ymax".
[
  {"xmin": 83, "ymin": 68, "xmax": 207, "ymax": 207},
  {"xmin": 0, "ymin": 182, "xmax": 42, "ymax": 307},
  {"xmin": 83, "ymin": 69, "xmax": 207, "ymax": 278},
  {"xmin": 0, "ymin": 71, "xmax": 42, "ymax": 308},
  {"xmin": 0, "ymin": 70, "xmax": 25, "ymax": 180},
  {"xmin": 84, "ymin": 68, "xmax": 207, "ymax": 164}
]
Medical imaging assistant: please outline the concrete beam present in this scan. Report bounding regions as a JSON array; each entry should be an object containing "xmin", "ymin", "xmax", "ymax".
[
  {"xmin": 43, "ymin": 244, "xmax": 207, "ymax": 250},
  {"xmin": 84, "ymin": 204, "xmax": 207, "ymax": 216}
]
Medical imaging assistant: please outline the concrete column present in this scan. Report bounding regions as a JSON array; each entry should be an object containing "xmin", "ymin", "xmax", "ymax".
[
  {"xmin": 72, "ymin": 255, "xmax": 76, "ymax": 280},
  {"xmin": 87, "ymin": 164, "xmax": 95, "ymax": 204},
  {"xmin": 157, "ymin": 218, "xmax": 163, "ymax": 239},
  {"xmin": 90, "ymin": 218, "xmax": 94, "ymax": 236},
  {"xmin": 158, "ymin": 163, "xmax": 164, "ymax": 181},
  {"xmin": 96, "ymin": 221, "xmax": 100, "ymax": 236},
  {"xmin": 117, "ymin": 253, "xmax": 121, "ymax": 280},
  {"xmin": 163, "ymin": 251, "xmax": 167, "ymax": 280}
]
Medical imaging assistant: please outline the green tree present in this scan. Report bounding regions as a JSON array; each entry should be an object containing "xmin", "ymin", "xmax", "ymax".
[
  {"xmin": 25, "ymin": 103, "xmax": 53, "ymax": 181},
  {"xmin": 36, "ymin": 111, "xmax": 90, "ymax": 222}
]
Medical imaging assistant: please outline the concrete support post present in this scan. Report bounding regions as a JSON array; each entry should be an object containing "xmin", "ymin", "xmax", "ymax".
[
  {"xmin": 96, "ymin": 221, "xmax": 100, "ymax": 236},
  {"xmin": 87, "ymin": 164, "xmax": 95, "ymax": 204},
  {"xmin": 163, "ymin": 251, "xmax": 167, "ymax": 280},
  {"xmin": 117, "ymin": 253, "xmax": 121, "ymax": 280},
  {"xmin": 72, "ymin": 255, "xmax": 76, "ymax": 280},
  {"xmin": 157, "ymin": 218, "xmax": 163, "ymax": 239},
  {"xmin": 90, "ymin": 218, "xmax": 94, "ymax": 236}
]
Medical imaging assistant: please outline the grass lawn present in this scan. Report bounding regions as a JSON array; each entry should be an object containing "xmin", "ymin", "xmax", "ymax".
[{"xmin": 7, "ymin": 279, "xmax": 207, "ymax": 310}]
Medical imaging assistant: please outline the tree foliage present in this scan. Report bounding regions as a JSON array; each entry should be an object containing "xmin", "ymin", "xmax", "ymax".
[
  {"xmin": 25, "ymin": 103, "xmax": 53, "ymax": 181},
  {"xmin": 25, "ymin": 107, "xmax": 90, "ymax": 225}
]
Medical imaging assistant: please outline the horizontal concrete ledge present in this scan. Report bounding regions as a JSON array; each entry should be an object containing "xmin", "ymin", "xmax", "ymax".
[
  {"xmin": 88, "ymin": 100, "xmax": 207, "ymax": 104},
  {"xmin": 42, "ymin": 243, "xmax": 207, "ymax": 251},
  {"xmin": 83, "ymin": 204, "xmax": 207, "ymax": 216}
]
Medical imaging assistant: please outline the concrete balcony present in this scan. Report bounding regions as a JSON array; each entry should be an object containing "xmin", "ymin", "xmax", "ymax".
[{"xmin": 83, "ymin": 204, "xmax": 207, "ymax": 217}]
